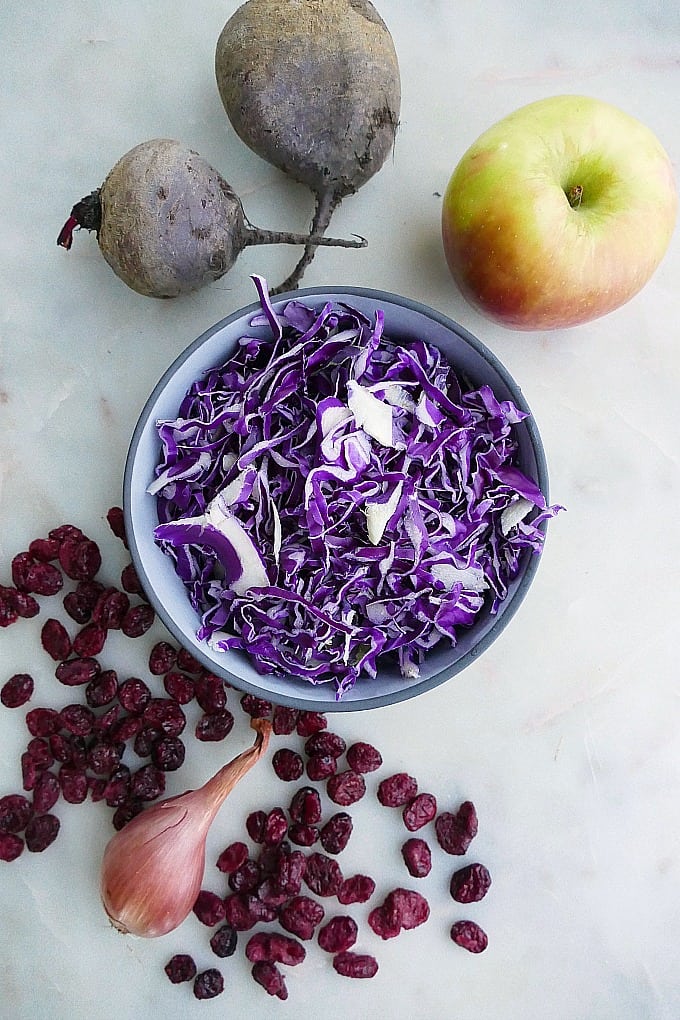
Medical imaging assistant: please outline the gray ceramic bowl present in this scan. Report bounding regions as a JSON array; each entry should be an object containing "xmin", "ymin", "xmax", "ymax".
[{"xmin": 124, "ymin": 287, "xmax": 550, "ymax": 712}]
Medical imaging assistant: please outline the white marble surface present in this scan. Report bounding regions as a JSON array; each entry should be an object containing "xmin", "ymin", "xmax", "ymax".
[{"xmin": 1, "ymin": 2, "xmax": 680, "ymax": 1017}]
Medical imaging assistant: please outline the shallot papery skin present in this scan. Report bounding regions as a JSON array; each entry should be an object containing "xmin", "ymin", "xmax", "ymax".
[{"xmin": 100, "ymin": 719, "xmax": 270, "ymax": 938}]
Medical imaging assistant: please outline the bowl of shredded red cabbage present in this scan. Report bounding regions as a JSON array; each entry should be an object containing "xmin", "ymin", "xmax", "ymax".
[{"xmin": 124, "ymin": 277, "xmax": 561, "ymax": 710}]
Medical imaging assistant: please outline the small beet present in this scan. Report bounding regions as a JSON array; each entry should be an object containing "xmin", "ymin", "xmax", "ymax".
[{"xmin": 58, "ymin": 139, "xmax": 365, "ymax": 299}]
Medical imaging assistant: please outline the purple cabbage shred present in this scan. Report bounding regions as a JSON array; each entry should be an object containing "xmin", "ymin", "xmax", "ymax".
[{"xmin": 151, "ymin": 276, "xmax": 561, "ymax": 698}]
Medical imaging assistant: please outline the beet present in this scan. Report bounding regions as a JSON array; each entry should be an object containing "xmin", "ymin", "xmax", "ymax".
[
  {"xmin": 57, "ymin": 139, "xmax": 366, "ymax": 298},
  {"xmin": 215, "ymin": 0, "xmax": 400, "ymax": 292}
]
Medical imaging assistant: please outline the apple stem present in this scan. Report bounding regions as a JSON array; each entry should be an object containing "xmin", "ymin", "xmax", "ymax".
[{"xmin": 567, "ymin": 184, "xmax": 583, "ymax": 209}]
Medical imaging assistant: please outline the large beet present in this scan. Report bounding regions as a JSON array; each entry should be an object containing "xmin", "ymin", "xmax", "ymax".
[{"xmin": 215, "ymin": 0, "xmax": 401, "ymax": 292}]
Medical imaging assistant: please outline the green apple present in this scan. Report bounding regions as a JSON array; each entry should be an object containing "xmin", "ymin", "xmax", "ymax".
[{"xmin": 441, "ymin": 95, "xmax": 677, "ymax": 330}]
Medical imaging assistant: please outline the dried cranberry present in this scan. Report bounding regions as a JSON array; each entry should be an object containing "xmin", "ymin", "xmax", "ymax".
[
  {"xmin": 245, "ymin": 932, "xmax": 305, "ymax": 966},
  {"xmin": 58, "ymin": 765, "xmax": 88, "ymax": 803},
  {"xmin": 59, "ymin": 704, "xmax": 95, "ymax": 736},
  {"xmin": 318, "ymin": 915, "xmax": 358, "ymax": 954},
  {"xmin": 193, "ymin": 889, "xmax": 226, "ymax": 926},
  {"xmin": 305, "ymin": 731, "xmax": 346, "ymax": 758},
  {"xmin": 11, "ymin": 552, "xmax": 33, "ymax": 590},
  {"xmin": 142, "ymin": 698, "xmax": 186, "ymax": 736},
  {"xmin": 0, "ymin": 794, "xmax": 32, "ymax": 833},
  {"xmin": 333, "ymin": 951, "xmax": 379, "ymax": 979},
  {"xmin": 327, "ymin": 770, "xmax": 366, "ymax": 806},
  {"xmin": 88, "ymin": 777, "xmax": 107, "ymax": 803},
  {"xmin": 296, "ymin": 710, "xmax": 327, "ymax": 736},
  {"xmin": 151, "ymin": 735, "xmax": 185, "ymax": 771},
  {"xmin": 118, "ymin": 677, "xmax": 151, "ymax": 714},
  {"xmin": 103, "ymin": 765, "xmax": 131, "ymax": 807},
  {"xmin": 240, "ymin": 693, "xmax": 272, "ymax": 718},
  {"xmin": 246, "ymin": 810, "xmax": 267, "ymax": 843},
  {"xmin": 73, "ymin": 622, "xmax": 107, "ymax": 657},
  {"xmin": 263, "ymin": 807, "xmax": 288, "ymax": 846},
  {"xmin": 106, "ymin": 506, "xmax": 127, "ymax": 545},
  {"xmin": 0, "ymin": 831, "xmax": 24, "ymax": 861},
  {"xmin": 49, "ymin": 732, "xmax": 74, "ymax": 764},
  {"xmin": 63, "ymin": 580, "xmax": 105, "ymax": 624},
  {"xmin": 164, "ymin": 954, "xmax": 196, "ymax": 983},
  {"xmin": 26, "ymin": 737, "xmax": 53, "ymax": 769},
  {"xmin": 93, "ymin": 588, "xmax": 130, "ymax": 629},
  {"xmin": 320, "ymin": 812, "xmax": 353, "ymax": 855},
  {"xmin": 32, "ymin": 771, "xmax": 60, "ymax": 813},
  {"xmin": 130, "ymin": 764, "xmax": 165, "ymax": 802},
  {"xmin": 306, "ymin": 753, "xmax": 337, "ymax": 782},
  {"xmin": 279, "ymin": 895, "xmax": 325, "ymax": 940},
  {"xmin": 289, "ymin": 786, "xmax": 322, "ymax": 825},
  {"xmin": 288, "ymin": 823, "xmax": 319, "ymax": 847},
  {"xmin": 450, "ymin": 862, "xmax": 492, "ymax": 903},
  {"xmin": 377, "ymin": 772, "xmax": 418, "ymax": 807},
  {"xmin": 251, "ymin": 960, "xmax": 287, "ymax": 999},
  {"xmin": 338, "ymin": 874, "xmax": 376, "ymax": 905},
  {"xmin": 367, "ymin": 903, "xmax": 401, "ymax": 939},
  {"xmin": 12, "ymin": 590, "xmax": 40, "ymax": 619},
  {"xmin": 450, "ymin": 919, "xmax": 488, "ymax": 953},
  {"xmin": 195, "ymin": 709, "xmax": 234, "ymax": 742},
  {"xmin": 67, "ymin": 735, "xmax": 88, "ymax": 769},
  {"xmin": 210, "ymin": 924, "xmax": 238, "ymax": 958},
  {"xmin": 177, "ymin": 647, "xmax": 202, "ymax": 673},
  {"xmin": 148, "ymin": 641, "xmax": 177, "ymax": 675},
  {"xmin": 435, "ymin": 801, "xmax": 478, "ymax": 855},
  {"xmin": 228, "ymin": 859, "xmax": 261, "ymax": 893},
  {"xmin": 121, "ymin": 604, "xmax": 155, "ymax": 638},
  {"xmin": 387, "ymin": 888, "xmax": 430, "ymax": 930},
  {"xmin": 272, "ymin": 748, "xmax": 304, "ymax": 782},
  {"xmin": 1, "ymin": 673, "xmax": 34, "ymax": 708},
  {"xmin": 216, "ymin": 841, "xmax": 248, "ymax": 874},
  {"xmin": 24, "ymin": 812, "xmax": 60, "ymax": 852},
  {"xmin": 29, "ymin": 538, "xmax": 61, "ymax": 562},
  {"xmin": 163, "ymin": 671, "xmax": 195, "ymax": 704},
  {"xmin": 87, "ymin": 741, "xmax": 121, "ymax": 775},
  {"xmin": 21, "ymin": 752, "xmax": 38, "ymax": 790},
  {"xmin": 85, "ymin": 669, "xmax": 118, "ymax": 708},
  {"xmin": 58, "ymin": 537, "xmax": 101, "ymax": 581},
  {"xmin": 403, "ymin": 792, "xmax": 437, "ymax": 831},
  {"xmin": 110, "ymin": 715, "xmax": 143, "ymax": 743},
  {"xmin": 48, "ymin": 524, "xmax": 84, "ymax": 543},
  {"xmin": 193, "ymin": 968, "xmax": 224, "ymax": 1000},
  {"xmin": 272, "ymin": 705, "xmax": 299, "ymax": 735},
  {"xmin": 223, "ymin": 893, "xmax": 276, "ymax": 930},
  {"xmin": 40, "ymin": 619, "xmax": 72, "ymax": 661},
  {"xmin": 193, "ymin": 673, "xmax": 227, "ymax": 713},
  {"xmin": 26, "ymin": 707, "xmax": 60, "ymax": 737},
  {"xmin": 402, "ymin": 838, "xmax": 432, "ymax": 878},
  {"xmin": 304, "ymin": 852, "xmax": 344, "ymax": 897},
  {"xmin": 111, "ymin": 798, "xmax": 144, "ymax": 830},
  {"xmin": 120, "ymin": 563, "xmax": 144, "ymax": 594},
  {"xmin": 55, "ymin": 656, "xmax": 100, "ymax": 687},
  {"xmin": 0, "ymin": 593, "xmax": 17, "ymax": 628},
  {"xmin": 93, "ymin": 703, "xmax": 122, "ymax": 736},
  {"xmin": 24, "ymin": 561, "xmax": 65, "ymax": 596}
]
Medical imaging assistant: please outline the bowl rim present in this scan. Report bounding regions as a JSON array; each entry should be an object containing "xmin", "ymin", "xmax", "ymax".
[{"xmin": 123, "ymin": 285, "xmax": 550, "ymax": 712}]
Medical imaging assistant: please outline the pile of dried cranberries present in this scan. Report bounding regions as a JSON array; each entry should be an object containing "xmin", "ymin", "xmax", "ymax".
[{"xmin": 0, "ymin": 510, "xmax": 492, "ymax": 1002}]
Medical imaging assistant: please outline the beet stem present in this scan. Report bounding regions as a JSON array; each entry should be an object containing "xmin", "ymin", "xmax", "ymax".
[
  {"xmin": 271, "ymin": 190, "xmax": 341, "ymax": 295},
  {"xmin": 57, "ymin": 190, "xmax": 102, "ymax": 249},
  {"xmin": 243, "ymin": 215, "xmax": 364, "ymax": 254}
]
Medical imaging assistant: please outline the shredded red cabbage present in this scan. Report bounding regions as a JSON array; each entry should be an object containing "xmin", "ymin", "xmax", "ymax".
[{"xmin": 151, "ymin": 276, "xmax": 561, "ymax": 699}]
